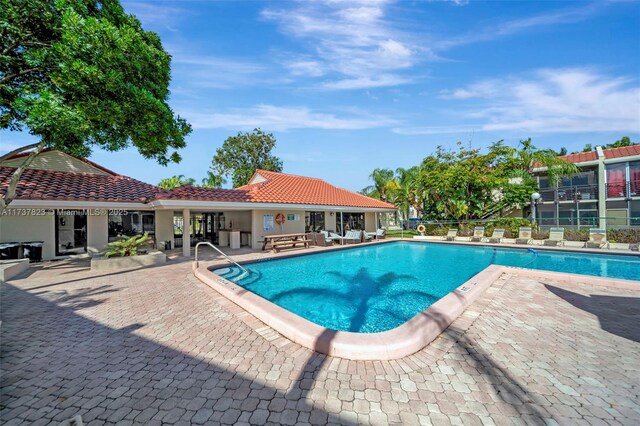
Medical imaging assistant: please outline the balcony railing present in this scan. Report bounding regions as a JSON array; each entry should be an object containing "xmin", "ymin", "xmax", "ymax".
[
  {"xmin": 538, "ymin": 184, "xmax": 598, "ymax": 202},
  {"xmin": 606, "ymin": 180, "xmax": 640, "ymax": 198}
]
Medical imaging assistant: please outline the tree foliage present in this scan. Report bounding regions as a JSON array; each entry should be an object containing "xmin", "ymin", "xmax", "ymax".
[
  {"xmin": 158, "ymin": 171, "xmax": 225, "ymax": 190},
  {"xmin": 575, "ymin": 136, "xmax": 637, "ymax": 153},
  {"xmin": 0, "ymin": 0, "xmax": 191, "ymax": 207},
  {"xmin": 158, "ymin": 175, "xmax": 195, "ymax": 190},
  {"xmin": 211, "ymin": 128, "xmax": 283, "ymax": 188},
  {"xmin": 361, "ymin": 139, "xmax": 577, "ymax": 223}
]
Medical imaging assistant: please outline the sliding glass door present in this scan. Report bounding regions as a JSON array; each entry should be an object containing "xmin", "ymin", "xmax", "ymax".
[{"xmin": 55, "ymin": 210, "xmax": 87, "ymax": 255}]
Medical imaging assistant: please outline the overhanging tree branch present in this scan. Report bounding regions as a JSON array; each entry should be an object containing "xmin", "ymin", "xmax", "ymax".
[
  {"xmin": 1, "ymin": 140, "xmax": 47, "ymax": 210},
  {"xmin": 0, "ymin": 142, "xmax": 41, "ymax": 163}
]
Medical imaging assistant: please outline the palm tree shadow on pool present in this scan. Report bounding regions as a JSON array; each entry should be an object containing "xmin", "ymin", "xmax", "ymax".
[{"xmin": 270, "ymin": 267, "xmax": 433, "ymax": 333}]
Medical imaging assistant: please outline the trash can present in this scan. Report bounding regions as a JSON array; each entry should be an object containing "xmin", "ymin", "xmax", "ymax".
[
  {"xmin": 22, "ymin": 241, "xmax": 44, "ymax": 262},
  {"xmin": 0, "ymin": 242, "xmax": 20, "ymax": 260}
]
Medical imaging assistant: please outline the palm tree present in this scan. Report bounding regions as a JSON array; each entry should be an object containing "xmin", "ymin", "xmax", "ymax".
[
  {"xmin": 360, "ymin": 168, "xmax": 396, "ymax": 202},
  {"xmin": 392, "ymin": 166, "xmax": 422, "ymax": 221},
  {"xmin": 506, "ymin": 138, "xmax": 579, "ymax": 184},
  {"xmin": 200, "ymin": 170, "xmax": 226, "ymax": 188}
]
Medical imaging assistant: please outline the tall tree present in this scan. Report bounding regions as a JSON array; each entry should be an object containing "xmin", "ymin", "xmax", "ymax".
[
  {"xmin": 499, "ymin": 138, "xmax": 579, "ymax": 185},
  {"xmin": 158, "ymin": 175, "xmax": 195, "ymax": 190},
  {"xmin": 211, "ymin": 128, "xmax": 283, "ymax": 188},
  {"xmin": 200, "ymin": 170, "xmax": 225, "ymax": 188},
  {"xmin": 0, "ymin": 0, "xmax": 191, "ymax": 209},
  {"xmin": 391, "ymin": 166, "xmax": 421, "ymax": 220},
  {"xmin": 361, "ymin": 168, "xmax": 396, "ymax": 202}
]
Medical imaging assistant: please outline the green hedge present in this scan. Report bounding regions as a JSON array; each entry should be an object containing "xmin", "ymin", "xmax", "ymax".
[{"xmin": 387, "ymin": 220, "xmax": 640, "ymax": 243}]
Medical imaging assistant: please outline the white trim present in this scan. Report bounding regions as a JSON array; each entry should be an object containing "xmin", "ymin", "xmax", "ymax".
[
  {"xmin": 149, "ymin": 199, "xmax": 395, "ymax": 212},
  {"xmin": 603, "ymin": 155, "xmax": 640, "ymax": 164},
  {"xmin": 532, "ymin": 160, "xmax": 599, "ymax": 172},
  {"xmin": 6, "ymin": 199, "xmax": 152, "ymax": 210}
]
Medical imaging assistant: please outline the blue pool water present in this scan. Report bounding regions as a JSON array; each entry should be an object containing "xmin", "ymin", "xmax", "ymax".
[{"xmin": 215, "ymin": 242, "xmax": 640, "ymax": 333}]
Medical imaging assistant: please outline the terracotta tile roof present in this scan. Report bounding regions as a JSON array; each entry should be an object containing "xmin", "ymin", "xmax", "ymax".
[
  {"xmin": 159, "ymin": 186, "xmax": 250, "ymax": 202},
  {"xmin": 556, "ymin": 145, "xmax": 640, "ymax": 164},
  {"xmin": 156, "ymin": 170, "xmax": 396, "ymax": 209},
  {"xmin": 558, "ymin": 151, "xmax": 598, "ymax": 164},
  {"xmin": 603, "ymin": 144, "xmax": 640, "ymax": 159},
  {"xmin": 0, "ymin": 166, "xmax": 161, "ymax": 203}
]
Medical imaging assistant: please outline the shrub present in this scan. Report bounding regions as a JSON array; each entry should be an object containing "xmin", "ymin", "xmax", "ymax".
[
  {"xmin": 103, "ymin": 233, "xmax": 150, "ymax": 258},
  {"xmin": 564, "ymin": 229, "xmax": 589, "ymax": 242},
  {"xmin": 608, "ymin": 229, "xmax": 640, "ymax": 244}
]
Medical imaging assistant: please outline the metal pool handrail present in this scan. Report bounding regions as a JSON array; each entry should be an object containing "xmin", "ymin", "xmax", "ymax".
[{"xmin": 194, "ymin": 242, "xmax": 249, "ymax": 276}]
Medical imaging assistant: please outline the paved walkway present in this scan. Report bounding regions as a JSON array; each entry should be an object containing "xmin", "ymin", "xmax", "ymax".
[{"xmin": 1, "ymin": 257, "xmax": 639, "ymax": 425}]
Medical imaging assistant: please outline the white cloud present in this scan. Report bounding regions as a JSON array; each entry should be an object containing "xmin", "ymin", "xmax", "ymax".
[
  {"xmin": 394, "ymin": 68, "xmax": 640, "ymax": 135},
  {"xmin": 122, "ymin": 1, "xmax": 190, "ymax": 32},
  {"xmin": 262, "ymin": 1, "xmax": 420, "ymax": 89},
  {"xmin": 170, "ymin": 54, "xmax": 280, "ymax": 89},
  {"xmin": 439, "ymin": 3, "xmax": 605, "ymax": 50},
  {"xmin": 322, "ymin": 74, "xmax": 411, "ymax": 90},
  {"xmin": 182, "ymin": 104, "xmax": 398, "ymax": 131}
]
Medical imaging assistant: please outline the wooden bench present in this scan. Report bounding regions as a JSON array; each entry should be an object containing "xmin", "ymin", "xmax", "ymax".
[{"xmin": 272, "ymin": 239, "xmax": 312, "ymax": 253}]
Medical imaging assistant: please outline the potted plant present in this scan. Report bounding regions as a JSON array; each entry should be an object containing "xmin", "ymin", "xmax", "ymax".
[{"xmin": 91, "ymin": 233, "xmax": 166, "ymax": 271}]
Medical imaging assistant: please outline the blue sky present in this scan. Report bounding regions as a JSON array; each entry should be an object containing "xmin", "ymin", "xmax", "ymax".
[{"xmin": 1, "ymin": 0, "xmax": 639, "ymax": 191}]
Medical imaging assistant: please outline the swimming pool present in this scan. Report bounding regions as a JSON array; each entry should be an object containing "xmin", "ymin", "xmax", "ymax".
[{"xmin": 214, "ymin": 242, "xmax": 640, "ymax": 334}]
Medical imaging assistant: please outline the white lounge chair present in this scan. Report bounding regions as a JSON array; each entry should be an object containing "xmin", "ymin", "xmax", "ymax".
[
  {"xmin": 362, "ymin": 230, "xmax": 374, "ymax": 242},
  {"xmin": 443, "ymin": 228, "xmax": 458, "ymax": 241},
  {"xmin": 375, "ymin": 229, "xmax": 386, "ymax": 239},
  {"xmin": 544, "ymin": 227, "xmax": 565, "ymax": 246},
  {"xmin": 587, "ymin": 228, "xmax": 607, "ymax": 249},
  {"xmin": 488, "ymin": 228, "xmax": 505, "ymax": 243},
  {"xmin": 516, "ymin": 227, "xmax": 532, "ymax": 244},
  {"xmin": 470, "ymin": 227, "xmax": 485, "ymax": 242}
]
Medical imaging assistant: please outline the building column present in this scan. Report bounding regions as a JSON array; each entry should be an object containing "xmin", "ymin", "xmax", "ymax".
[
  {"xmin": 596, "ymin": 146, "xmax": 607, "ymax": 228},
  {"xmin": 182, "ymin": 208, "xmax": 191, "ymax": 257}
]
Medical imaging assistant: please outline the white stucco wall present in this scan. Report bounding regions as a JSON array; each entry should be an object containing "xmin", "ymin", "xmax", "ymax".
[
  {"xmin": 250, "ymin": 210, "xmax": 306, "ymax": 249},
  {"xmin": 155, "ymin": 210, "xmax": 174, "ymax": 249},
  {"xmin": 87, "ymin": 214, "xmax": 108, "ymax": 255},
  {"xmin": 324, "ymin": 211, "xmax": 337, "ymax": 232},
  {"xmin": 0, "ymin": 212, "xmax": 56, "ymax": 260},
  {"xmin": 224, "ymin": 211, "xmax": 251, "ymax": 231},
  {"xmin": 365, "ymin": 212, "xmax": 377, "ymax": 232}
]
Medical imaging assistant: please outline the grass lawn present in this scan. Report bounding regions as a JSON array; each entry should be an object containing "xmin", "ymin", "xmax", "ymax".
[{"xmin": 385, "ymin": 230, "xmax": 419, "ymax": 238}]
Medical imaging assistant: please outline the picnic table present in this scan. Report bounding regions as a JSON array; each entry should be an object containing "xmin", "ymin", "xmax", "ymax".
[{"xmin": 261, "ymin": 233, "xmax": 311, "ymax": 252}]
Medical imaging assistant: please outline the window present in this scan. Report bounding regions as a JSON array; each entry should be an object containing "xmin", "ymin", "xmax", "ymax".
[
  {"xmin": 305, "ymin": 211, "xmax": 325, "ymax": 232},
  {"xmin": 630, "ymin": 201, "xmax": 640, "ymax": 226},
  {"xmin": 578, "ymin": 209, "xmax": 598, "ymax": 226},
  {"xmin": 558, "ymin": 204, "xmax": 577, "ymax": 226},
  {"xmin": 337, "ymin": 212, "xmax": 365, "ymax": 234},
  {"xmin": 108, "ymin": 211, "xmax": 155, "ymax": 241},
  {"xmin": 538, "ymin": 176, "xmax": 550, "ymax": 189},
  {"xmin": 630, "ymin": 161, "xmax": 640, "ymax": 197},
  {"xmin": 606, "ymin": 163, "xmax": 626, "ymax": 198}
]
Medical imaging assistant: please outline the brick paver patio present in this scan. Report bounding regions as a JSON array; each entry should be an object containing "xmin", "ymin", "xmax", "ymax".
[{"xmin": 1, "ymin": 256, "xmax": 639, "ymax": 425}]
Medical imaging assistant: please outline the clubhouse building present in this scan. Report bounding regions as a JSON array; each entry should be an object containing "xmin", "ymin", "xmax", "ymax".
[{"xmin": 0, "ymin": 150, "xmax": 396, "ymax": 260}]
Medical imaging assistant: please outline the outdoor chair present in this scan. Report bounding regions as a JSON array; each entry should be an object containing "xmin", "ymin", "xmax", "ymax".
[
  {"xmin": 443, "ymin": 228, "xmax": 458, "ymax": 241},
  {"xmin": 470, "ymin": 227, "xmax": 485, "ymax": 242},
  {"xmin": 516, "ymin": 227, "xmax": 532, "ymax": 244},
  {"xmin": 544, "ymin": 227, "xmax": 565, "ymax": 246},
  {"xmin": 488, "ymin": 228, "xmax": 505, "ymax": 244},
  {"xmin": 345, "ymin": 230, "xmax": 362, "ymax": 244},
  {"xmin": 362, "ymin": 230, "xmax": 374, "ymax": 242},
  {"xmin": 316, "ymin": 231, "xmax": 333, "ymax": 246},
  {"xmin": 586, "ymin": 228, "xmax": 608, "ymax": 249},
  {"xmin": 375, "ymin": 229, "xmax": 386, "ymax": 239}
]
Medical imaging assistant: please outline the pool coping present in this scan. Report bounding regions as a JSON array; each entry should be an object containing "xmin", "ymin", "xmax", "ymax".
[{"xmin": 193, "ymin": 242, "xmax": 639, "ymax": 361}]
